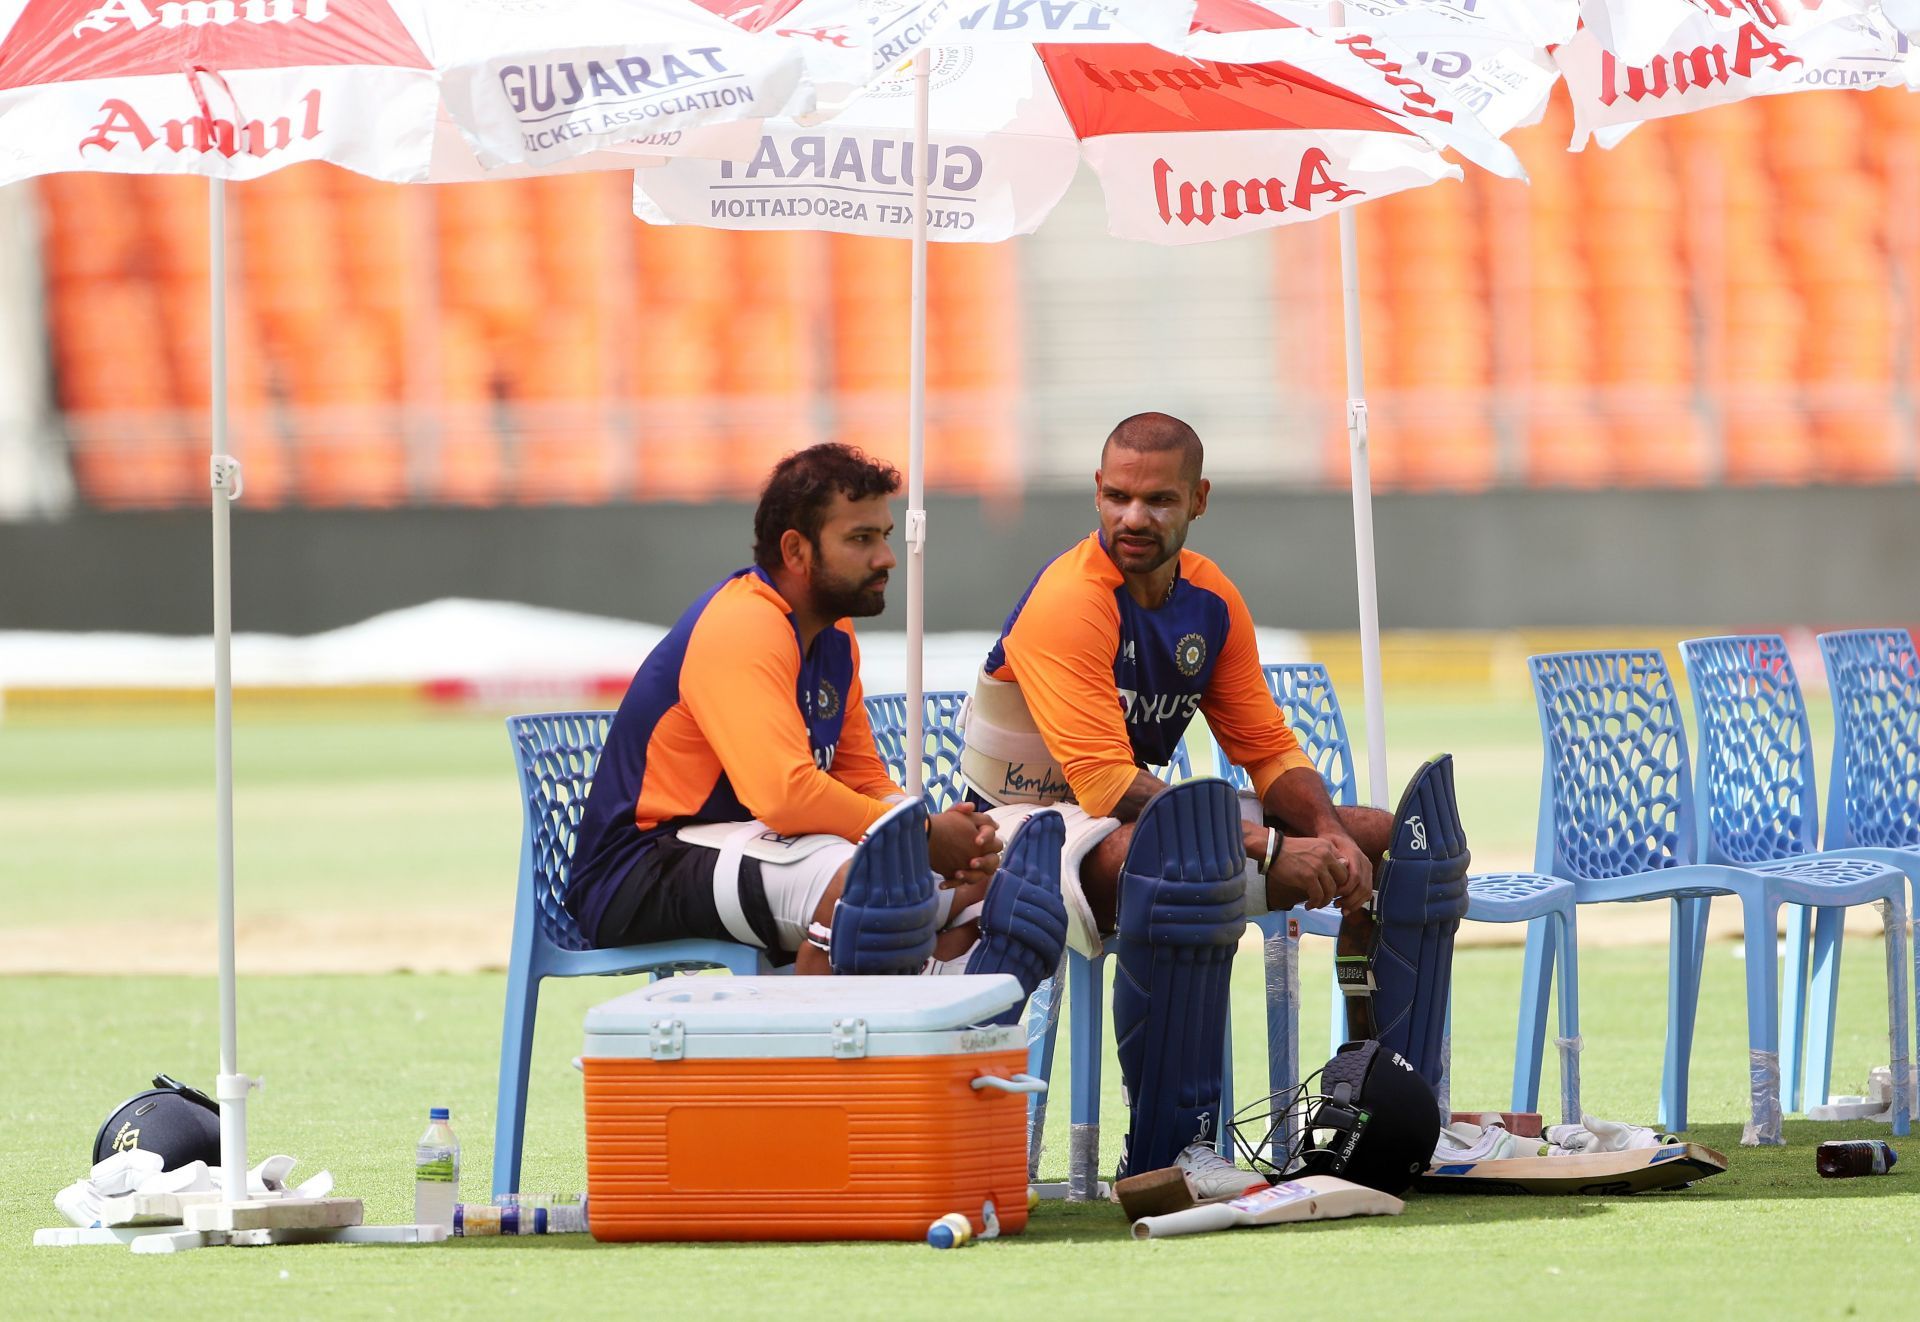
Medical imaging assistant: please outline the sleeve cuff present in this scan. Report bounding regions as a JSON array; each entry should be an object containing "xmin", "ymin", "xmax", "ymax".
[{"xmin": 1246, "ymin": 748, "xmax": 1317, "ymax": 802}]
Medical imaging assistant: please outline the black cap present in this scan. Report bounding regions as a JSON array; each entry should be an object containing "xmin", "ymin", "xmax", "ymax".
[{"xmin": 93, "ymin": 1075, "xmax": 221, "ymax": 1170}]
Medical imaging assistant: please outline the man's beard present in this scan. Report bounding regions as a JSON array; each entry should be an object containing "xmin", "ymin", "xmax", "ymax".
[
  {"xmin": 811, "ymin": 564, "xmax": 888, "ymax": 619},
  {"xmin": 1110, "ymin": 523, "xmax": 1186, "ymax": 575}
]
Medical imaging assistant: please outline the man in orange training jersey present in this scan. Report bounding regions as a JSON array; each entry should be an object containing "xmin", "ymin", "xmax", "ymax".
[{"xmin": 565, "ymin": 443, "xmax": 1066, "ymax": 1015}]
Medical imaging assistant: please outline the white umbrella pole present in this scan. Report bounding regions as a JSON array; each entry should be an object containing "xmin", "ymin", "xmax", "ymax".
[
  {"xmin": 1337, "ymin": 207, "xmax": 1389, "ymax": 807},
  {"xmin": 904, "ymin": 47, "xmax": 930, "ymax": 797},
  {"xmin": 208, "ymin": 176, "xmax": 249, "ymax": 1204}
]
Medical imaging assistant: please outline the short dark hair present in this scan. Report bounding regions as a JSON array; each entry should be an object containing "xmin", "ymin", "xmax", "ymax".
[
  {"xmin": 1102, "ymin": 412, "xmax": 1204, "ymax": 487},
  {"xmin": 753, "ymin": 443, "xmax": 902, "ymax": 572}
]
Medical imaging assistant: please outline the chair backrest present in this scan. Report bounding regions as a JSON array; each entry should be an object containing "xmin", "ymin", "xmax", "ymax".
[
  {"xmin": 864, "ymin": 691, "xmax": 968, "ymax": 810},
  {"xmin": 506, "ymin": 710, "xmax": 613, "ymax": 954},
  {"xmin": 1679, "ymin": 634, "xmax": 1817, "ymax": 864},
  {"xmin": 1529, "ymin": 650, "xmax": 1693, "ymax": 880},
  {"xmin": 1212, "ymin": 662, "xmax": 1359, "ymax": 806},
  {"xmin": 1818, "ymin": 628, "xmax": 1920, "ymax": 850},
  {"xmin": 1153, "ymin": 738, "xmax": 1193, "ymax": 784}
]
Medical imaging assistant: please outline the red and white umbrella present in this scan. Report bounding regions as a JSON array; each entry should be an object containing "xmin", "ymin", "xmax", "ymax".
[
  {"xmin": 638, "ymin": 0, "xmax": 1522, "ymax": 244},
  {"xmin": 0, "ymin": 0, "xmax": 829, "ymax": 1223},
  {"xmin": 1557, "ymin": 0, "xmax": 1909, "ymax": 146},
  {"xmin": 636, "ymin": 0, "xmax": 1529, "ymax": 801}
]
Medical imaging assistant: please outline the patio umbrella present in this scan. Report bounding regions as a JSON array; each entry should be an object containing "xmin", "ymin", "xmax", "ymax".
[
  {"xmin": 635, "ymin": 0, "xmax": 1527, "ymax": 800},
  {"xmin": 1557, "ymin": 0, "xmax": 1907, "ymax": 146},
  {"xmin": 0, "ymin": 0, "xmax": 848, "ymax": 1211}
]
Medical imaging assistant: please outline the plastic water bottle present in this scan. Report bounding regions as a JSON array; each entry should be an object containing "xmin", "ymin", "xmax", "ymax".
[
  {"xmin": 1816, "ymin": 1139, "xmax": 1898, "ymax": 1178},
  {"xmin": 414, "ymin": 1107, "xmax": 460, "ymax": 1228}
]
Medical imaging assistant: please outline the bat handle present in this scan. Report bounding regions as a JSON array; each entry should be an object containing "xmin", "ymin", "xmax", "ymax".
[{"xmin": 1130, "ymin": 1202, "xmax": 1239, "ymax": 1240}]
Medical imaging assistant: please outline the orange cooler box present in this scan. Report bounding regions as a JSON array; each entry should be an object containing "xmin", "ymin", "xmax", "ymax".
[{"xmin": 582, "ymin": 974, "xmax": 1040, "ymax": 1241}]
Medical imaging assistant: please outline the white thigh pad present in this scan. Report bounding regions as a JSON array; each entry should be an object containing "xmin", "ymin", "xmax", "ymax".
[
  {"xmin": 985, "ymin": 802, "xmax": 1120, "ymax": 959},
  {"xmin": 677, "ymin": 821, "xmax": 856, "ymax": 952}
]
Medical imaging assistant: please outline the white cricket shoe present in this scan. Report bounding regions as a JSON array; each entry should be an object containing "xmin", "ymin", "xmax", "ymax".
[{"xmin": 1174, "ymin": 1142, "xmax": 1268, "ymax": 1203}]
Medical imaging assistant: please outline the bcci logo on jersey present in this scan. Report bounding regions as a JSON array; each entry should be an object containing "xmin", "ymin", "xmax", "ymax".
[
  {"xmin": 812, "ymin": 678, "xmax": 841, "ymax": 721},
  {"xmin": 1174, "ymin": 633, "xmax": 1207, "ymax": 677}
]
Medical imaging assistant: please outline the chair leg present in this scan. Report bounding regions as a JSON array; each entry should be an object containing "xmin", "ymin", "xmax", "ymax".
[
  {"xmin": 1261, "ymin": 921, "xmax": 1303, "ymax": 1164},
  {"xmin": 492, "ymin": 970, "xmax": 541, "ymax": 1201},
  {"xmin": 1512, "ymin": 916, "xmax": 1555, "ymax": 1113},
  {"xmin": 1025, "ymin": 961, "xmax": 1066, "ymax": 1180},
  {"xmin": 1881, "ymin": 896, "xmax": 1913, "ymax": 1138},
  {"xmin": 1553, "ymin": 908, "xmax": 1583, "ymax": 1127},
  {"xmin": 1803, "ymin": 907, "xmax": 1846, "ymax": 1112},
  {"xmin": 1067, "ymin": 951, "xmax": 1105, "ymax": 1201},
  {"xmin": 1781, "ymin": 903, "xmax": 1814, "ymax": 1113},
  {"xmin": 1660, "ymin": 897, "xmax": 1709, "ymax": 1132},
  {"xmin": 1738, "ymin": 894, "xmax": 1785, "ymax": 1146},
  {"xmin": 1218, "ymin": 999, "xmax": 1235, "ymax": 1159}
]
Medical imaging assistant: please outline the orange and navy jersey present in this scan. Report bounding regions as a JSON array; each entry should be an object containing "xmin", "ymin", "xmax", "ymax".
[
  {"xmin": 983, "ymin": 531, "xmax": 1313, "ymax": 819},
  {"xmin": 566, "ymin": 566, "xmax": 903, "ymax": 941}
]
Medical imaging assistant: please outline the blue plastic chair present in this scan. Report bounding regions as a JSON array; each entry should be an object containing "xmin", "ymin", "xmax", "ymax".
[
  {"xmin": 862, "ymin": 690, "xmax": 968, "ymax": 809},
  {"xmin": 1214, "ymin": 664, "xmax": 1583, "ymax": 1133},
  {"xmin": 1528, "ymin": 650, "xmax": 1910, "ymax": 1144},
  {"xmin": 493, "ymin": 711, "xmax": 764, "ymax": 1199},
  {"xmin": 1682, "ymin": 634, "xmax": 1920, "ymax": 1113},
  {"xmin": 1815, "ymin": 629, "xmax": 1920, "ymax": 1096}
]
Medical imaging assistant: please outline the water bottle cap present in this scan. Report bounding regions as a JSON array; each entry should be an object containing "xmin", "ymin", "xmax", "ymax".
[{"xmin": 429, "ymin": 1107, "xmax": 450, "ymax": 1121}]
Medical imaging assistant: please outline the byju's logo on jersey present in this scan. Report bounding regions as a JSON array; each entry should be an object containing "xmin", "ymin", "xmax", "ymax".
[
  {"xmin": 812, "ymin": 677, "xmax": 841, "ymax": 721},
  {"xmin": 1174, "ymin": 633, "xmax": 1207, "ymax": 677}
]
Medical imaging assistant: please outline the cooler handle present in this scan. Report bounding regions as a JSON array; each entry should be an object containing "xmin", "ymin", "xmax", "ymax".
[{"xmin": 971, "ymin": 1072, "xmax": 1048, "ymax": 1095}]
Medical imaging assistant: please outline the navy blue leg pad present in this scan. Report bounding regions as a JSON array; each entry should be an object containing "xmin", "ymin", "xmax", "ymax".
[
  {"xmin": 966, "ymin": 809, "xmax": 1069, "ymax": 1026},
  {"xmin": 830, "ymin": 798, "xmax": 939, "ymax": 975},
  {"xmin": 1371, "ymin": 754, "xmax": 1471, "ymax": 1086},
  {"xmin": 1112, "ymin": 779, "xmax": 1247, "ymax": 1176}
]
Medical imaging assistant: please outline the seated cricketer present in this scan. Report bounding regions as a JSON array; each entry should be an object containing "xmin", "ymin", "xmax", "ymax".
[
  {"xmin": 960, "ymin": 412, "xmax": 1468, "ymax": 1186},
  {"xmin": 565, "ymin": 443, "xmax": 1067, "ymax": 1015}
]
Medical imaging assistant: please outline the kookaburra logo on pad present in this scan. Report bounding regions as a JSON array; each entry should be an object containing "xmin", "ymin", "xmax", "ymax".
[{"xmin": 1407, "ymin": 815, "xmax": 1427, "ymax": 853}]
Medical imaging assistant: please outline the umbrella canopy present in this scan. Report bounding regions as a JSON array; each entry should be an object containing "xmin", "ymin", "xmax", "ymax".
[
  {"xmin": 635, "ymin": 0, "xmax": 1524, "ymax": 243},
  {"xmin": 1557, "ymin": 0, "xmax": 1909, "ymax": 146},
  {"xmin": 0, "ymin": 0, "xmax": 809, "ymax": 183}
]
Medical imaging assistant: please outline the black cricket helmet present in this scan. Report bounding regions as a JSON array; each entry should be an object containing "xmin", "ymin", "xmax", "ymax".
[
  {"xmin": 93, "ymin": 1075, "xmax": 221, "ymax": 1170},
  {"xmin": 1228, "ymin": 1040, "xmax": 1441, "ymax": 1195}
]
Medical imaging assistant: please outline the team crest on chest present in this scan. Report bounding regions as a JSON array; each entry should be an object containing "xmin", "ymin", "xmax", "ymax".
[
  {"xmin": 1174, "ymin": 633, "xmax": 1208, "ymax": 677},
  {"xmin": 813, "ymin": 677, "xmax": 841, "ymax": 721}
]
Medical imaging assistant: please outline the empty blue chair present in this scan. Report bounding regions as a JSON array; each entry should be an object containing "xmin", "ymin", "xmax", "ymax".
[
  {"xmin": 1215, "ymin": 664, "xmax": 1582, "ymax": 1133},
  {"xmin": 1682, "ymin": 634, "xmax": 1920, "ymax": 1113},
  {"xmin": 1529, "ymin": 650, "xmax": 1910, "ymax": 1144},
  {"xmin": 1816, "ymin": 629, "xmax": 1920, "ymax": 1099},
  {"xmin": 493, "ymin": 711, "xmax": 764, "ymax": 1199}
]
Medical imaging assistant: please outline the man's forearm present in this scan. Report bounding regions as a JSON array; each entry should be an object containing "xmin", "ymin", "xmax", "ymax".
[
  {"xmin": 1261, "ymin": 765, "xmax": 1347, "ymax": 838},
  {"xmin": 1109, "ymin": 769, "xmax": 1170, "ymax": 823}
]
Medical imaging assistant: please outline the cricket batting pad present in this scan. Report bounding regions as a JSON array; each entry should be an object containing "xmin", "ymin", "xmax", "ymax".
[
  {"xmin": 828, "ymin": 799, "xmax": 939, "ymax": 975},
  {"xmin": 1367, "ymin": 754, "xmax": 1471, "ymax": 1087},
  {"xmin": 1113, "ymin": 779, "xmax": 1247, "ymax": 1177},
  {"xmin": 965, "ymin": 808, "xmax": 1069, "ymax": 1026}
]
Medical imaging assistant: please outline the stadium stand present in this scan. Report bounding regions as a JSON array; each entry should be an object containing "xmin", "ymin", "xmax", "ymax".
[{"xmin": 27, "ymin": 89, "xmax": 1918, "ymax": 508}]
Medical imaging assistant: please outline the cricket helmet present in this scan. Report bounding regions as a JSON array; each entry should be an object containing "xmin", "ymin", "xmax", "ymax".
[
  {"xmin": 1228, "ymin": 1040, "xmax": 1440, "ymax": 1195},
  {"xmin": 93, "ymin": 1075, "xmax": 221, "ymax": 1170}
]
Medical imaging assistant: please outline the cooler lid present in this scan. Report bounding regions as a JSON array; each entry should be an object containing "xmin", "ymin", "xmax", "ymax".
[{"xmin": 584, "ymin": 974, "xmax": 1024, "ymax": 1037}]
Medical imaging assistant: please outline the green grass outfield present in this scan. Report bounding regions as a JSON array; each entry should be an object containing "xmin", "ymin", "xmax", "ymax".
[
  {"xmin": 2, "ymin": 696, "xmax": 1912, "ymax": 1319},
  {"xmin": 5, "ymin": 951, "xmax": 1917, "ymax": 1321}
]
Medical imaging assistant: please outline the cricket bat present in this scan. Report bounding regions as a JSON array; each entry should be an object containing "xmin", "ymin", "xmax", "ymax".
[
  {"xmin": 1416, "ymin": 1143, "xmax": 1728, "ymax": 1195},
  {"xmin": 1130, "ymin": 1176, "xmax": 1403, "ymax": 1240}
]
